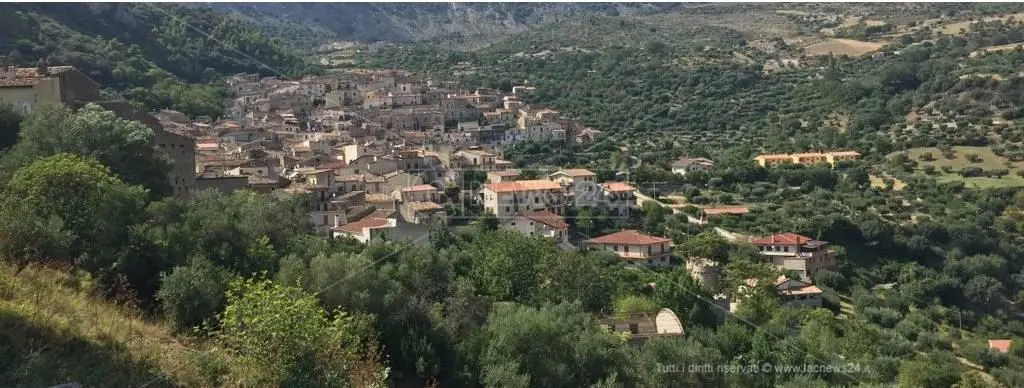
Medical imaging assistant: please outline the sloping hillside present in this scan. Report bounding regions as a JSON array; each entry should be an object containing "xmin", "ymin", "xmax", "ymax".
[{"xmin": 0, "ymin": 263, "xmax": 277, "ymax": 387}]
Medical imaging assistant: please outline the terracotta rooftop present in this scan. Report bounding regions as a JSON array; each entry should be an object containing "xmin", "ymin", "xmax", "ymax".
[
  {"xmin": 401, "ymin": 184, "xmax": 438, "ymax": 192},
  {"xmin": 775, "ymin": 276, "xmax": 823, "ymax": 295},
  {"xmin": 552, "ymin": 168, "xmax": 596, "ymax": 177},
  {"xmin": 585, "ymin": 230, "xmax": 671, "ymax": 246},
  {"xmin": 827, "ymin": 151, "xmax": 861, "ymax": 157},
  {"xmin": 520, "ymin": 210, "xmax": 569, "ymax": 230},
  {"xmin": 0, "ymin": 66, "xmax": 74, "ymax": 87},
  {"xmin": 601, "ymin": 182, "xmax": 635, "ymax": 192},
  {"xmin": 365, "ymin": 193, "xmax": 394, "ymax": 202},
  {"xmin": 989, "ymin": 339, "xmax": 1013, "ymax": 354},
  {"xmin": 751, "ymin": 233, "xmax": 815, "ymax": 246},
  {"xmin": 336, "ymin": 217, "xmax": 393, "ymax": 233},
  {"xmin": 365, "ymin": 209, "xmax": 396, "ymax": 220},
  {"xmin": 485, "ymin": 180, "xmax": 563, "ymax": 193},
  {"xmin": 755, "ymin": 154, "xmax": 793, "ymax": 160}
]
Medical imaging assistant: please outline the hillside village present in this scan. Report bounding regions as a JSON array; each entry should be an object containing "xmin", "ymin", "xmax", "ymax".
[
  {"xmin": 6, "ymin": 3, "xmax": 1024, "ymax": 386},
  {"xmin": 0, "ymin": 59, "xmax": 867, "ymax": 324}
]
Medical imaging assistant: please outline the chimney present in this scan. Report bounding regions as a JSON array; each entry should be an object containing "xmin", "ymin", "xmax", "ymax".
[{"xmin": 36, "ymin": 59, "xmax": 48, "ymax": 76}]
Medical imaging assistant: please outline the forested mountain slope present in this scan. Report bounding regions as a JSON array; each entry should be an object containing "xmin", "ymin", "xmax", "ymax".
[
  {"xmin": 207, "ymin": 3, "xmax": 688, "ymax": 47},
  {"xmin": 0, "ymin": 3, "xmax": 316, "ymax": 117}
]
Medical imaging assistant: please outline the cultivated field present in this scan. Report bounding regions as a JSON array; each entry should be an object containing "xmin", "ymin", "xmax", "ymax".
[
  {"xmin": 901, "ymin": 146, "xmax": 1024, "ymax": 188},
  {"xmin": 869, "ymin": 174, "xmax": 906, "ymax": 191},
  {"xmin": 938, "ymin": 12, "xmax": 1024, "ymax": 35},
  {"xmin": 803, "ymin": 38, "xmax": 883, "ymax": 56}
]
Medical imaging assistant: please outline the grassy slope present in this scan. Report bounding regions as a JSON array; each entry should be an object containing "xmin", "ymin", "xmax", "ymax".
[
  {"xmin": 902, "ymin": 146, "xmax": 1024, "ymax": 188},
  {"xmin": 0, "ymin": 263, "xmax": 260, "ymax": 387}
]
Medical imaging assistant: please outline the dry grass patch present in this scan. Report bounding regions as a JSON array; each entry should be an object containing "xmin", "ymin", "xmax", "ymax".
[
  {"xmin": 869, "ymin": 174, "xmax": 906, "ymax": 191},
  {"xmin": 0, "ymin": 263, "xmax": 264, "ymax": 387},
  {"xmin": 804, "ymin": 38, "xmax": 883, "ymax": 56},
  {"xmin": 938, "ymin": 13, "xmax": 1024, "ymax": 35}
]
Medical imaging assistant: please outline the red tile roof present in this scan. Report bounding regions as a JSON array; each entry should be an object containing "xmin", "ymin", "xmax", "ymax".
[
  {"xmin": 989, "ymin": 339, "xmax": 1013, "ymax": 354},
  {"xmin": 751, "ymin": 233, "xmax": 814, "ymax": 245},
  {"xmin": 485, "ymin": 180, "xmax": 563, "ymax": 193},
  {"xmin": 0, "ymin": 66, "xmax": 74, "ymax": 87},
  {"xmin": 520, "ymin": 210, "xmax": 569, "ymax": 230},
  {"xmin": 405, "ymin": 201, "xmax": 443, "ymax": 212},
  {"xmin": 585, "ymin": 230, "xmax": 671, "ymax": 246},
  {"xmin": 552, "ymin": 169, "xmax": 596, "ymax": 177},
  {"xmin": 401, "ymin": 184, "xmax": 438, "ymax": 192},
  {"xmin": 336, "ymin": 217, "xmax": 392, "ymax": 233},
  {"xmin": 775, "ymin": 276, "xmax": 823, "ymax": 295},
  {"xmin": 601, "ymin": 182, "xmax": 635, "ymax": 192}
]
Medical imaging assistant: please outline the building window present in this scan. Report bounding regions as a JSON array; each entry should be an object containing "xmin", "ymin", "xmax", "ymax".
[
  {"xmin": 647, "ymin": 259, "xmax": 652, "ymax": 265},
  {"xmin": 629, "ymin": 323, "xmax": 638, "ymax": 334},
  {"xmin": 613, "ymin": 245, "xmax": 618, "ymax": 252},
  {"xmin": 504, "ymin": 207, "xmax": 510, "ymax": 213}
]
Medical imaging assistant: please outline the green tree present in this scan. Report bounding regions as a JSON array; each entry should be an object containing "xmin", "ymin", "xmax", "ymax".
[
  {"xmin": 541, "ymin": 251, "xmax": 616, "ymax": 313},
  {"xmin": 157, "ymin": 256, "xmax": 231, "ymax": 332},
  {"xmin": 217, "ymin": 278, "xmax": 388, "ymax": 387},
  {"xmin": 1, "ymin": 104, "xmax": 171, "ymax": 197},
  {"xmin": 475, "ymin": 303, "xmax": 639, "ymax": 387},
  {"xmin": 0, "ymin": 103, "xmax": 23, "ymax": 150},
  {"xmin": 898, "ymin": 352, "xmax": 963, "ymax": 388},
  {"xmin": 469, "ymin": 230, "xmax": 552, "ymax": 303},
  {"xmin": 428, "ymin": 219, "xmax": 457, "ymax": 250},
  {"xmin": 1, "ymin": 153, "xmax": 147, "ymax": 273},
  {"xmin": 677, "ymin": 231, "xmax": 731, "ymax": 262}
]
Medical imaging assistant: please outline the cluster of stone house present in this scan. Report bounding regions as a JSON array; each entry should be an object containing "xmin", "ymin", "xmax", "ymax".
[{"xmin": 0, "ymin": 60, "xmax": 838, "ymax": 326}]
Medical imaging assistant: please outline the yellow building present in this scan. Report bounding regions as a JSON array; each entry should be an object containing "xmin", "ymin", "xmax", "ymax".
[{"xmin": 754, "ymin": 151, "xmax": 861, "ymax": 168}]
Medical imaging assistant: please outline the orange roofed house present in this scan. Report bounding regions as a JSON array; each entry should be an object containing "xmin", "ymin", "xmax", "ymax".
[
  {"xmin": 482, "ymin": 179, "xmax": 566, "ymax": 218},
  {"xmin": 751, "ymin": 233, "xmax": 836, "ymax": 281},
  {"xmin": 753, "ymin": 151, "xmax": 861, "ymax": 168},
  {"xmin": 585, "ymin": 230, "xmax": 673, "ymax": 267}
]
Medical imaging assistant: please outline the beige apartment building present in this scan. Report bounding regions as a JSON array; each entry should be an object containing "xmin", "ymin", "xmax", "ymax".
[
  {"xmin": 751, "ymin": 233, "xmax": 836, "ymax": 281},
  {"xmin": 482, "ymin": 179, "xmax": 566, "ymax": 218},
  {"xmin": 753, "ymin": 151, "xmax": 861, "ymax": 168}
]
